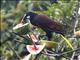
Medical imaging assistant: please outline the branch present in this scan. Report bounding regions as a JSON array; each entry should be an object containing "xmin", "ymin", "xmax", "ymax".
[
  {"xmin": 70, "ymin": 52, "xmax": 76, "ymax": 60},
  {"xmin": 12, "ymin": 31, "xmax": 30, "ymax": 40},
  {"xmin": 73, "ymin": 1, "xmax": 79, "ymax": 32},
  {"xmin": 42, "ymin": 48, "xmax": 80, "ymax": 57}
]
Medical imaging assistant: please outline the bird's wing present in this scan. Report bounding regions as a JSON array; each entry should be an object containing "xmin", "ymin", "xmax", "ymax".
[{"xmin": 33, "ymin": 14, "xmax": 63, "ymax": 31}]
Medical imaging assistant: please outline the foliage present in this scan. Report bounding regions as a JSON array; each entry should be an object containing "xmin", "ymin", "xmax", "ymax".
[{"xmin": 0, "ymin": 0, "xmax": 80, "ymax": 60}]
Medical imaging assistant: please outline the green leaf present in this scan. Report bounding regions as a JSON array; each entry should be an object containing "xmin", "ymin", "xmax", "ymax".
[{"xmin": 61, "ymin": 35, "xmax": 74, "ymax": 50}]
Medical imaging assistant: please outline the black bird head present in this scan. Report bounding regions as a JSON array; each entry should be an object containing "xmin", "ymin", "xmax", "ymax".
[
  {"xmin": 21, "ymin": 12, "xmax": 37, "ymax": 23},
  {"xmin": 13, "ymin": 12, "xmax": 37, "ymax": 30}
]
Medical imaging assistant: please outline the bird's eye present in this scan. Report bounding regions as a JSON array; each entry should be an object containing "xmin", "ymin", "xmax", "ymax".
[
  {"xmin": 27, "ymin": 16, "xmax": 30, "ymax": 19},
  {"xmin": 25, "ymin": 16, "xmax": 30, "ymax": 23}
]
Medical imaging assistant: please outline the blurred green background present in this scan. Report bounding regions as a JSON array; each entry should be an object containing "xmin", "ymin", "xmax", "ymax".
[{"xmin": 0, "ymin": 0, "xmax": 80, "ymax": 60}]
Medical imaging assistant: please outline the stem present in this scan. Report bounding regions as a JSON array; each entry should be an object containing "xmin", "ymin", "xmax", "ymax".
[
  {"xmin": 70, "ymin": 52, "xmax": 75, "ymax": 60},
  {"xmin": 29, "ymin": 34, "xmax": 37, "ymax": 50},
  {"xmin": 59, "ymin": 48, "xmax": 80, "ymax": 56},
  {"xmin": 73, "ymin": 1, "xmax": 79, "ymax": 33},
  {"xmin": 12, "ymin": 31, "xmax": 30, "ymax": 40},
  {"xmin": 12, "ymin": 31, "xmax": 38, "ymax": 49},
  {"xmin": 13, "ymin": 31, "xmax": 37, "ymax": 49},
  {"xmin": 42, "ymin": 48, "xmax": 80, "ymax": 57},
  {"xmin": 29, "ymin": 28, "xmax": 39, "ymax": 41}
]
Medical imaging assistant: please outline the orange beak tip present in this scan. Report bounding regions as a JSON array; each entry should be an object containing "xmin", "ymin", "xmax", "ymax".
[{"xmin": 13, "ymin": 23, "xmax": 29, "ymax": 30}]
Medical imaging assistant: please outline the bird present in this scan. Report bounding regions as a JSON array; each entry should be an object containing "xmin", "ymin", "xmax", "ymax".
[{"xmin": 19, "ymin": 12, "xmax": 66, "ymax": 40}]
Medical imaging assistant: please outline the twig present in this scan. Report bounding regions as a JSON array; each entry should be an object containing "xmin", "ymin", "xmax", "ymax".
[
  {"xmin": 28, "ymin": 22, "xmax": 39, "ymax": 41},
  {"xmin": 12, "ymin": 31, "xmax": 30, "ymax": 40},
  {"xmin": 29, "ymin": 34, "xmax": 37, "ymax": 50},
  {"xmin": 44, "ymin": 49, "xmax": 51, "ymax": 60},
  {"xmin": 70, "ymin": 52, "xmax": 76, "ymax": 60},
  {"xmin": 42, "ymin": 48, "xmax": 80, "ymax": 57},
  {"xmin": 13, "ymin": 31, "xmax": 38, "ymax": 50},
  {"xmin": 59, "ymin": 48, "xmax": 80, "ymax": 56},
  {"xmin": 29, "ymin": 29, "xmax": 39, "ymax": 41},
  {"xmin": 46, "ymin": 49, "xmax": 55, "ymax": 54},
  {"xmin": 70, "ymin": 38, "xmax": 78, "ymax": 60},
  {"xmin": 42, "ymin": 52, "xmax": 60, "ymax": 57},
  {"xmin": 73, "ymin": 1, "xmax": 79, "ymax": 33},
  {"xmin": 70, "ymin": 2, "xmax": 79, "ymax": 60},
  {"xmin": 42, "ymin": 52, "xmax": 70, "ymax": 59}
]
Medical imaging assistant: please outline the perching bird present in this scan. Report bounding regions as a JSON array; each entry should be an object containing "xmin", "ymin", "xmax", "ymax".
[{"xmin": 19, "ymin": 12, "xmax": 66, "ymax": 40}]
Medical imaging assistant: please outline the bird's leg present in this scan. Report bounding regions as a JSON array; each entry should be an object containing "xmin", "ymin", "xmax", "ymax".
[
  {"xmin": 46, "ymin": 32, "xmax": 54, "ymax": 53},
  {"xmin": 46, "ymin": 32, "xmax": 52, "ymax": 41}
]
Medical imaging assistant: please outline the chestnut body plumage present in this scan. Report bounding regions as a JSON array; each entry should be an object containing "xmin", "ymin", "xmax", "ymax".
[{"xmin": 22, "ymin": 12, "xmax": 66, "ymax": 40}]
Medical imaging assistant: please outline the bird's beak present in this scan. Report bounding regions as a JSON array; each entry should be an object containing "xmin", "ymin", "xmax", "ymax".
[{"xmin": 13, "ymin": 19, "xmax": 29, "ymax": 30}]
